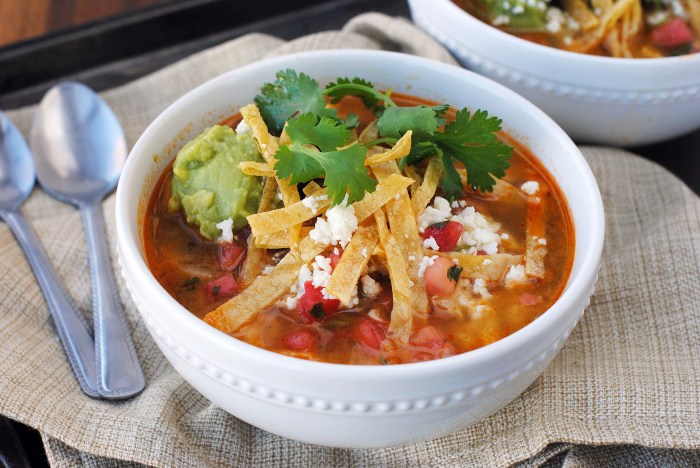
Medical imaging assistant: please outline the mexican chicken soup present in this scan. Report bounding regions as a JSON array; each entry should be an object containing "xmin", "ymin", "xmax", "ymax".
[{"xmin": 143, "ymin": 70, "xmax": 574, "ymax": 365}]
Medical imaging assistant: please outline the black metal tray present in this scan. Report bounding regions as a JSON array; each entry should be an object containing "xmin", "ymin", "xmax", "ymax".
[{"xmin": 0, "ymin": 0, "xmax": 697, "ymax": 465}]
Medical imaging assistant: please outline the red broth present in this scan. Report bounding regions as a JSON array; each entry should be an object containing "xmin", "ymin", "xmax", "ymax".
[{"xmin": 143, "ymin": 93, "xmax": 575, "ymax": 364}]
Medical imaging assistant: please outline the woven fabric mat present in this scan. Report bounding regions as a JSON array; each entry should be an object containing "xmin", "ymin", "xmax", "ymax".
[{"xmin": 1, "ymin": 13, "xmax": 698, "ymax": 468}]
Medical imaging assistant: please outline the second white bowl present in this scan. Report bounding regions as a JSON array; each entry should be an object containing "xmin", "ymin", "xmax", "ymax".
[{"xmin": 409, "ymin": 0, "xmax": 700, "ymax": 146}]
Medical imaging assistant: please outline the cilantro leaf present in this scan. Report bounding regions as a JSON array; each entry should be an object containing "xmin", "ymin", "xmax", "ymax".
[
  {"xmin": 440, "ymin": 153, "xmax": 463, "ymax": 199},
  {"xmin": 284, "ymin": 112, "xmax": 351, "ymax": 151},
  {"xmin": 377, "ymin": 106, "xmax": 441, "ymax": 138},
  {"xmin": 273, "ymin": 114, "xmax": 376, "ymax": 206},
  {"xmin": 447, "ymin": 265, "xmax": 463, "ymax": 282},
  {"xmin": 432, "ymin": 109, "xmax": 512, "ymax": 196},
  {"xmin": 254, "ymin": 69, "xmax": 340, "ymax": 134},
  {"xmin": 324, "ymin": 77, "xmax": 393, "ymax": 116}
]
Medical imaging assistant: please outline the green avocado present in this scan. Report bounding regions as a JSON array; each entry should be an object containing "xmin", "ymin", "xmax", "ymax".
[{"xmin": 170, "ymin": 125, "xmax": 264, "ymax": 240}]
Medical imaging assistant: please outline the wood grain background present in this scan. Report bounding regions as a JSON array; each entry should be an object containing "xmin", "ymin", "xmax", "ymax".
[{"xmin": 0, "ymin": 0, "xmax": 172, "ymax": 47}]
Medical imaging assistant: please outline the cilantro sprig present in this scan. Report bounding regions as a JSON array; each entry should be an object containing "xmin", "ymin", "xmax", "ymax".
[
  {"xmin": 255, "ymin": 69, "xmax": 513, "ymax": 204},
  {"xmin": 274, "ymin": 113, "xmax": 376, "ymax": 206}
]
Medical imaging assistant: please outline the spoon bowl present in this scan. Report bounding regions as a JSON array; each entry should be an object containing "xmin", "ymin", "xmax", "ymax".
[
  {"xmin": 31, "ymin": 82, "xmax": 144, "ymax": 399},
  {"xmin": 31, "ymin": 82, "xmax": 127, "ymax": 203},
  {"xmin": 0, "ymin": 112, "xmax": 35, "ymax": 210}
]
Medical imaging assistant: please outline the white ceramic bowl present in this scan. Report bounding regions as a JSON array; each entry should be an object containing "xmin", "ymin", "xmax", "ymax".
[
  {"xmin": 115, "ymin": 50, "xmax": 604, "ymax": 448},
  {"xmin": 408, "ymin": 0, "xmax": 700, "ymax": 146}
]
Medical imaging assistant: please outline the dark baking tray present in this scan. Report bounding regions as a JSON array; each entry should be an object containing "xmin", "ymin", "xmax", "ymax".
[{"xmin": 0, "ymin": 0, "xmax": 698, "ymax": 465}]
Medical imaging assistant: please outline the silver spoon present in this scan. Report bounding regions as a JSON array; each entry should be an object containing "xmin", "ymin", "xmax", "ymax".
[
  {"xmin": 0, "ymin": 111, "xmax": 99, "ymax": 398},
  {"xmin": 30, "ymin": 82, "xmax": 145, "ymax": 399}
]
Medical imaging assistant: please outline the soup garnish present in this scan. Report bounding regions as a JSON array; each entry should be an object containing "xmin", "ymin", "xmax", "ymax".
[
  {"xmin": 453, "ymin": 0, "xmax": 700, "ymax": 57},
  {"xmin": 144, "ymin": 70, "xmax": 574, "ymax": 364}
]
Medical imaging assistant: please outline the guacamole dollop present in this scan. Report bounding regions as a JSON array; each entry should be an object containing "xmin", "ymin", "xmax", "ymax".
[{"xmin": 170, "ymin": 125, "xmax": 264, "ymax": 240}]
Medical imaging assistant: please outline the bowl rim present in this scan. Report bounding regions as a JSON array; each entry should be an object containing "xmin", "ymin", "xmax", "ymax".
[
  {"xmin": 116, "ymin": 49, "xmax": 605, "ymax": 378},
  {"xmin": 414, "ymin": 0, "xmax": 700, "ymax": 67}
]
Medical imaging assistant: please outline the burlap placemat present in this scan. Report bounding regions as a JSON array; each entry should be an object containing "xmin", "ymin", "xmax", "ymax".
[{"xmin": 1, "ymin": 13, "xmax": 698, "ymax": 467}]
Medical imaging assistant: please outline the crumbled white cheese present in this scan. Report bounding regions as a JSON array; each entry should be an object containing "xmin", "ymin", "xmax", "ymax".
[
  {"xmin": 505, "ymin": 264, "xmax": 526, "ymax": 286},
  {"xmin": 309, "ymin": 196, "xmax": 358, "ymax": 248},
  {"xmin": 492, "ymin": 14, "xmax": 510, "ymax": 26},
  {"xmin": 538, "ymin": 238, "xmax": 548, "ymax": 246},
  {"xmin": 262, "ymin": 264, "xmax": 275, "ymax": 275},
  {"xmin": 452, "ymin": 207, "xmax": 501, "ymax": 255},
  {"xmin": 502, "ymin": 1, "xmax": 511, "ymax": 10},
  {"xmin": 235, "ymin": 120, "xmax": 251, "ymax": 134},
  {"xmin": 417, "ymin": 255, "xmax": 438, "ymax": 277},
  {"xmin": 418, "ymin": 196, "xmax": 452, "ymax": 229},
  {"xmin": 501, "ymin": 233, "xmax": 510, "ymax": 240},
  {"xmin": 452, "ymin": 258, "xmax": 460, "ymax": 265},
  {"xmin": 408, "ymin": 255, "xmax": 416, "ymax": 262},
  {"xmin": 563, "ymin": 36, "xmax": 573, "ymax": 46},
  {"xmin": 361, "ymin": 275, "xmax": 382, "ymax": 298},
  {"xmin": 419, "ymin": 198, "xmax": 502, "ymax": 255},
  {"xmin": 423, "ymin": 236, "xmax": 440, "ymax": 251},
  {"xmin": 301, "ymin": 194, "xmax": 328, "ymax": 215},
  {"xmin": 512, "ymin": 4, "xmax": 525, "ymax": 14},
  {"xmin": 277, "ymin": 191, "xmax": 283, "ymax": 201},
  {"xmin": 472, "ymin": 278, "xmax": 490, "ymax": 298},
  {"xmin": 647, "ymin": 10, "xmax": 669, "ymax": 26},
  {"xmin": 520, "ymin": 181, "xmax": 540, "ymax": 195},
  {"xmin": 216, "ymin": 218, "xmax": 234, "ymax": 243},
  {"xmin": 483, "ymin": 259, "xmax": 493, "ymax": 265},
  {"xmin": 394, "ymin": 193, "xmax": 400, "ymax": 200},
  {"xmin": 451, "ymin": 200, "xmax": 460, "ymax": 209},
  {"xmin": 545, "ymin": 7, "xmax": 564, "ymax": 33},
  {"xmin": 333, "ymin": 247, "xmax": 339, "ymax": 255}
]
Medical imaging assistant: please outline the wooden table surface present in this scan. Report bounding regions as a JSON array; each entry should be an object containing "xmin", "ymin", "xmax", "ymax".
[{"xmin": 0, "ymin": 0, "xmax": 172, "ymax": 47}]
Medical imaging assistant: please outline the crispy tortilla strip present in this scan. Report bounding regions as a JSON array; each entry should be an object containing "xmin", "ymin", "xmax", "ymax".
[
  {"xmin": 438, "ymin": 252, "xmax": 523, "ymax": 282},
  {"xmin": 238, "ymin": 161, "xmax": 275, "ymax": 177},
  {"xmin": 372, "ymin": 161, "xmax": 429, "ymax": 315},
  {"xmin": 255, "ymin": 226, "xmax": 313, "ymax": 249},
  {"xmin": 403, "ymin": 164, "xmax": 422, "ymax": 196},
  {"xmin": 686, "ymin": 0, "xmax": 700, "ymax": 36},
  {"xmin": 571, "ymin": 0, "xmax": 636, "ymax": 54},
  {"xmin": 325, "ymin": 224, "xmax": 379, "ymax": 305},
  {"xmin": 240, "ymin": 104, "xmax": 301, "ymax": 244},
  {"xmin": 563, "ymin": 0, "xmax": 599, "ymax": 31},
  {"xmin": 411, "ymin": 157, "xmax": 444, "ymax": 218},
  {"xmin": 524, "ymin": 190, "xmax": 547, "ymax": 279},
  {"xmin": 239, "ymin": 177, "xmax": 277, "ymax": 286},
  {"xmin": 374, "ymin": 209, "xmax": 413, "ymax": 344},
  {"xmin": 302, "ymin": 181, "xmax": 323, "ymax": 197},
  {"xmin": 352, "ymin": 173, "xmax": 414, "ymax": 222},
  {"xmin": 204, "ymin": 236, "xmax": 326, "ymax": 333},
  {"xmin": 247, "ymin": 190, "xmax": 330, "ymax": 238},
  {"xmin": 359, "ymin": 120, "xmax": 378, "ymax": 144},
  {"xmin": 364, "ymin": 131, "xmax": 412, "ymax": 166}
]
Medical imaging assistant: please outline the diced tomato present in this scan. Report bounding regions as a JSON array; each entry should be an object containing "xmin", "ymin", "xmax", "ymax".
[
  {"xmin": 420, "ymin": 221, "xmax": 463, "ymax": 252},
  {"xmin": 651, "ymin": 17, "xmax": 694, "ymax": 49},
  {"xmin": 282, "ymin": 330, "xmax": 318, "ymax": 352},
  {"xmin": 297, "ymin": 281, "xmax": 340, "ymax": 323},
  {"xmin": 520, "ymin": 292, "xmax": 543, "ymax": 306},
  {"xmin": 217, "ymin": 241, "xmax": 246, "ymax": 270},
  {"xmin": 352, "ymin": 318, "xmax": 387, "ymax": 350},
  {"xmin": 206, "ymin": 274, "xmax": 238, "ymax": 300},
  {"xmin": 328, "ymin": 247, "xmax": 344, "ymax": 270},
  {"xmin": 424, "ymin": 256, "xmax": 459, "ymax": 297},
  {"xmin": 410, "ymin": 325, "xmax": 446, "ymax": 350}
]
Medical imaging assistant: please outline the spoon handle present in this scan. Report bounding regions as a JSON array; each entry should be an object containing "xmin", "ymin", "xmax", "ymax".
[
  {"xmin": 2, "ymin": 210, "xmax": 99, "ymax": 398},
  {"xmin": 80, "ymin": 202, "xmax": 145, "ymax": 399}
]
